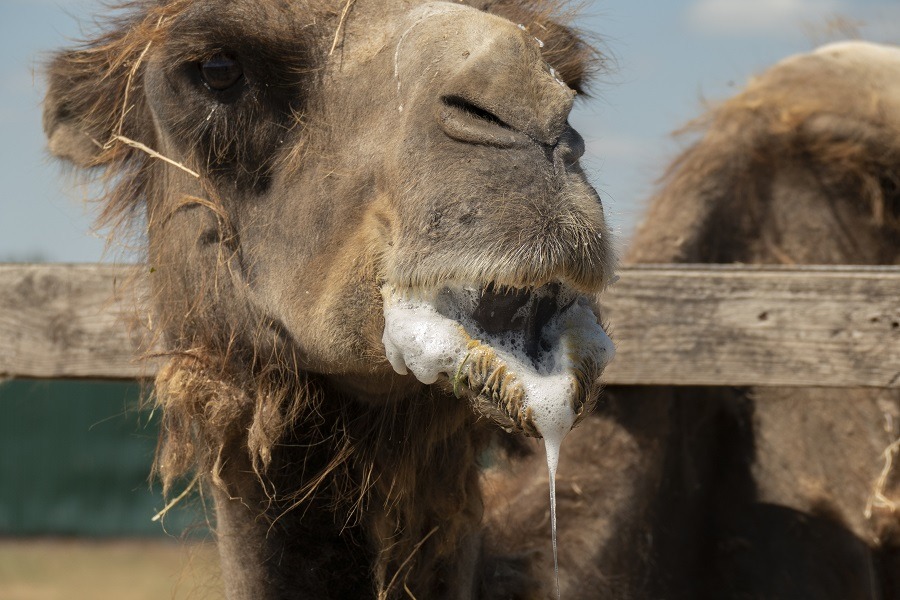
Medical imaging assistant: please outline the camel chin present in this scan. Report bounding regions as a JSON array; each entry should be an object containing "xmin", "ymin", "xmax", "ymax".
[{"xmin": 382, "ymin": 280, "xmax": 614, "ymax": 437}]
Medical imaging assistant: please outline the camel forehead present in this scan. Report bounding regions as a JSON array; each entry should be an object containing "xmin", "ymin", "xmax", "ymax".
[
  {"xmin": 392, "ymin": 2, "xmax": 531, "ymax": 49},
  {"xmin": 161, "ymin": 0, "xmax": 452, "ymax": 55},
  {"xmin": 169, "ymin": 0, "xmax": 324, "ymax": 37},
  {"xmin": 336, "ymin": 0, "xmax": 544, "ymax": 68},
  {"xmin": 400, "ymin": 3, "xmax": 541, "ymax": 57},
  {"xmin": 157, "ymin": 0, "xmax": 547, "ymax": 81},
  {"xmin": 166, "ymin": 0, "xmax": 520, "ymax": 43}
]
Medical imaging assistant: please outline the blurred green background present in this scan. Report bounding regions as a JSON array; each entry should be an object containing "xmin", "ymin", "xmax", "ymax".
[{"xmin": 0, "ymin": 380, "xmax": 205, "ymax": 538}]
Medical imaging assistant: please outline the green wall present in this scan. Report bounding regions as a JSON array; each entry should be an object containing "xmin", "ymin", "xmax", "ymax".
[{"xmin": 0, "ymin": 380, "xmax": 206, "ymax": 537}]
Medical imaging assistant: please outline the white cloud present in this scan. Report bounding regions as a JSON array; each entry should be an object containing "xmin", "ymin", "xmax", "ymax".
[{"xmin": 687, "ymin": 0, "xmax": 844, "ymax": 36}]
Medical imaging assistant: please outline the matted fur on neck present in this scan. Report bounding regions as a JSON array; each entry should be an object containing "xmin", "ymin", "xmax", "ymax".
[{"xmin": 154, "ymin": 349, "xmax": 493, "ymax": 595}]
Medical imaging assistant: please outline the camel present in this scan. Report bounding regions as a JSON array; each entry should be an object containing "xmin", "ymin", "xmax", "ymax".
[
  {"xmin": 42, "ymin": 0, "xmax": 615, "ymax": 598},
  {"xmin": 484, "ymin": 40, "xmax": 900, "ymax": 599}
]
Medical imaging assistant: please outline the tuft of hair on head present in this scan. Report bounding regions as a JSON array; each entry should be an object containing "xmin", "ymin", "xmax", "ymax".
[{"xmin": 476, "ymin": 0, "xmax": 613, "ymax": 95}]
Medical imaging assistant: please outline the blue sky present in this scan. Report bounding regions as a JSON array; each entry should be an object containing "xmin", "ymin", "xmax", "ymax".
[{"xmin": 2, "ymin": 0, "xmax": 898, "ymax": 262}]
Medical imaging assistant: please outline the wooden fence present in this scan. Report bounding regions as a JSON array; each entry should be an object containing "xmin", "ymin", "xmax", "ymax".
[{"xmin": 1, "ymin": 263, "xmax": 899, "ymax": 388}]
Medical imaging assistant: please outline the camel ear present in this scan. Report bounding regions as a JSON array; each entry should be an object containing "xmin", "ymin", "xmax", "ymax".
[
  {"xmin": 43, "ymin": 69, "xmax": 104, "ymax": 168},
  {"xmin": 43, "ymin": 23, "xmax": 154, "ymax": 170}
]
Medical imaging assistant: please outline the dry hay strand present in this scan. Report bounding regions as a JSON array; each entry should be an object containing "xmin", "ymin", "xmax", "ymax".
[
  {"xmin": 865, "ymin": 435, "xmax": 900, "ymax": 521},
  {"xmin": 111, "ymin": 135, "xmax": 200, "ymax": 178},
  {"xmin": 329, "ymin": 0, "xmax": 358, "ymax": 56},
  {"xmin": 377, "ymin": 525, "xmax": 439, "ymax": 600},
  {"xmin": 151, "ymin": 474, "xmax": 199, "ymax": 522}
]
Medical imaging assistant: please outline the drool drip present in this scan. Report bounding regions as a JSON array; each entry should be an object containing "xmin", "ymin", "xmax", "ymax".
[
  {"xmin": 381, "ymin": 283, "xmax": 615, "ymax": 599},
  {"xmin": 531, "ymin": 394, "xmax": 575, "ymax": 600},
  {"xmin": 550, "ymin": 457, "xmax": 561, "ymax": 599}
]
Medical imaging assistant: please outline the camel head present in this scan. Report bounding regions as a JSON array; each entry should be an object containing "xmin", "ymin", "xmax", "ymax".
[
  {"xmin": 43, "ymin": 0, "xmax": 614, "ymax": 441},
  {"xmin": 630, "ymin": 40, "xmax": 900, "ymax": 266}
]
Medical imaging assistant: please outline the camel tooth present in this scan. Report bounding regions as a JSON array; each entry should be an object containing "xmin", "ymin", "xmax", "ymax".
[
  {"xmin": 523, "ymin": 406, "xmax": 536, "ymax": 434},
  {"xmin": 500, "ymin": 373, "xmax": 517, "ymax": 399},
  {"xmin": 477, "ymin": 353, "xmax": 490, "ymax": 374},
  {"xmin": 484, "ymin": 364, "xmax": 506, "ymax": 390},
  {"xmin": 512, "ymin": 389, "xmax": 524, "ymax": 406}
]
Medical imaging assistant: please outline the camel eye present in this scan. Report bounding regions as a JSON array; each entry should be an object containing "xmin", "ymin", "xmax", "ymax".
[{"xmin": 199, "ymin": 53, "xmax": 243, "ymax": 91}]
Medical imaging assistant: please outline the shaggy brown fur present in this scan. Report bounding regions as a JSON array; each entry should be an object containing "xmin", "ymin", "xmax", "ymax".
[
  {"xmin": 628, "ymin": 42, "xmax": 900, "ymax": 600},
  {"xmin": 483, "ymin": 41, "xmax": 900, "ymax": 599},
  {"xmin": 43, "ymin": 1, "xmax": 613, "ymax": 598}
]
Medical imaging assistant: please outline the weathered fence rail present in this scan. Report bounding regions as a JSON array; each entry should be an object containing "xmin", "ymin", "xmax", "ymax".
[
  {"xmin": 2, "ymin": 263, "xmax": 899, "ymax": 387},
  {"xmin": 0, "ymin": 263, "xmax": 151, "ymax": 380}
]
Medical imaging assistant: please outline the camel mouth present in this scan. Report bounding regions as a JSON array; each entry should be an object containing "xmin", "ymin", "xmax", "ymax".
[
  {"xmin": 381, "ymin": 281, "xmax": 614, "ymax": 436},
  {"xmin": 468, "ymin": 282, "xmax": 576, "ymax": 367}
]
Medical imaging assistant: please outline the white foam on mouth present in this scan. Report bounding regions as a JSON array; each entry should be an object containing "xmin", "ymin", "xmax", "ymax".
[
  {"xmin": 381, "ymin": 285, "xmax": 613, "ymax": 423},
  {"xmin": 382, "ymin": 284, "xmax": 615, "ymax": 598},
  {"xmin": 380, "ymin": 289, "xmax": 467, "ymax": 385}
]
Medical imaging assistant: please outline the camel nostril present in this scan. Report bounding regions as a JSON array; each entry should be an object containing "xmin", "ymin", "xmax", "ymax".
[
  {"xmin": 438, "ymin": 95, "xmax": 523, "ymax": 148},
  {"xmin": 553, "ymin": 126, "xmax": 585, "ymax": 167}
]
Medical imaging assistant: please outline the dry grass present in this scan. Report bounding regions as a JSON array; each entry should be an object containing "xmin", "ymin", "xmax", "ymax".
[{"xmin": 0, "ymin": 539, "xmax": 221, "ymax": 600}]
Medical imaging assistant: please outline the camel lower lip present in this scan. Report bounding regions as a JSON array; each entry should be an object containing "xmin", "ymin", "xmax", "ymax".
[{"xmin": 380, "ymin": 282, "xmax": 614, "ymax": 435}]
